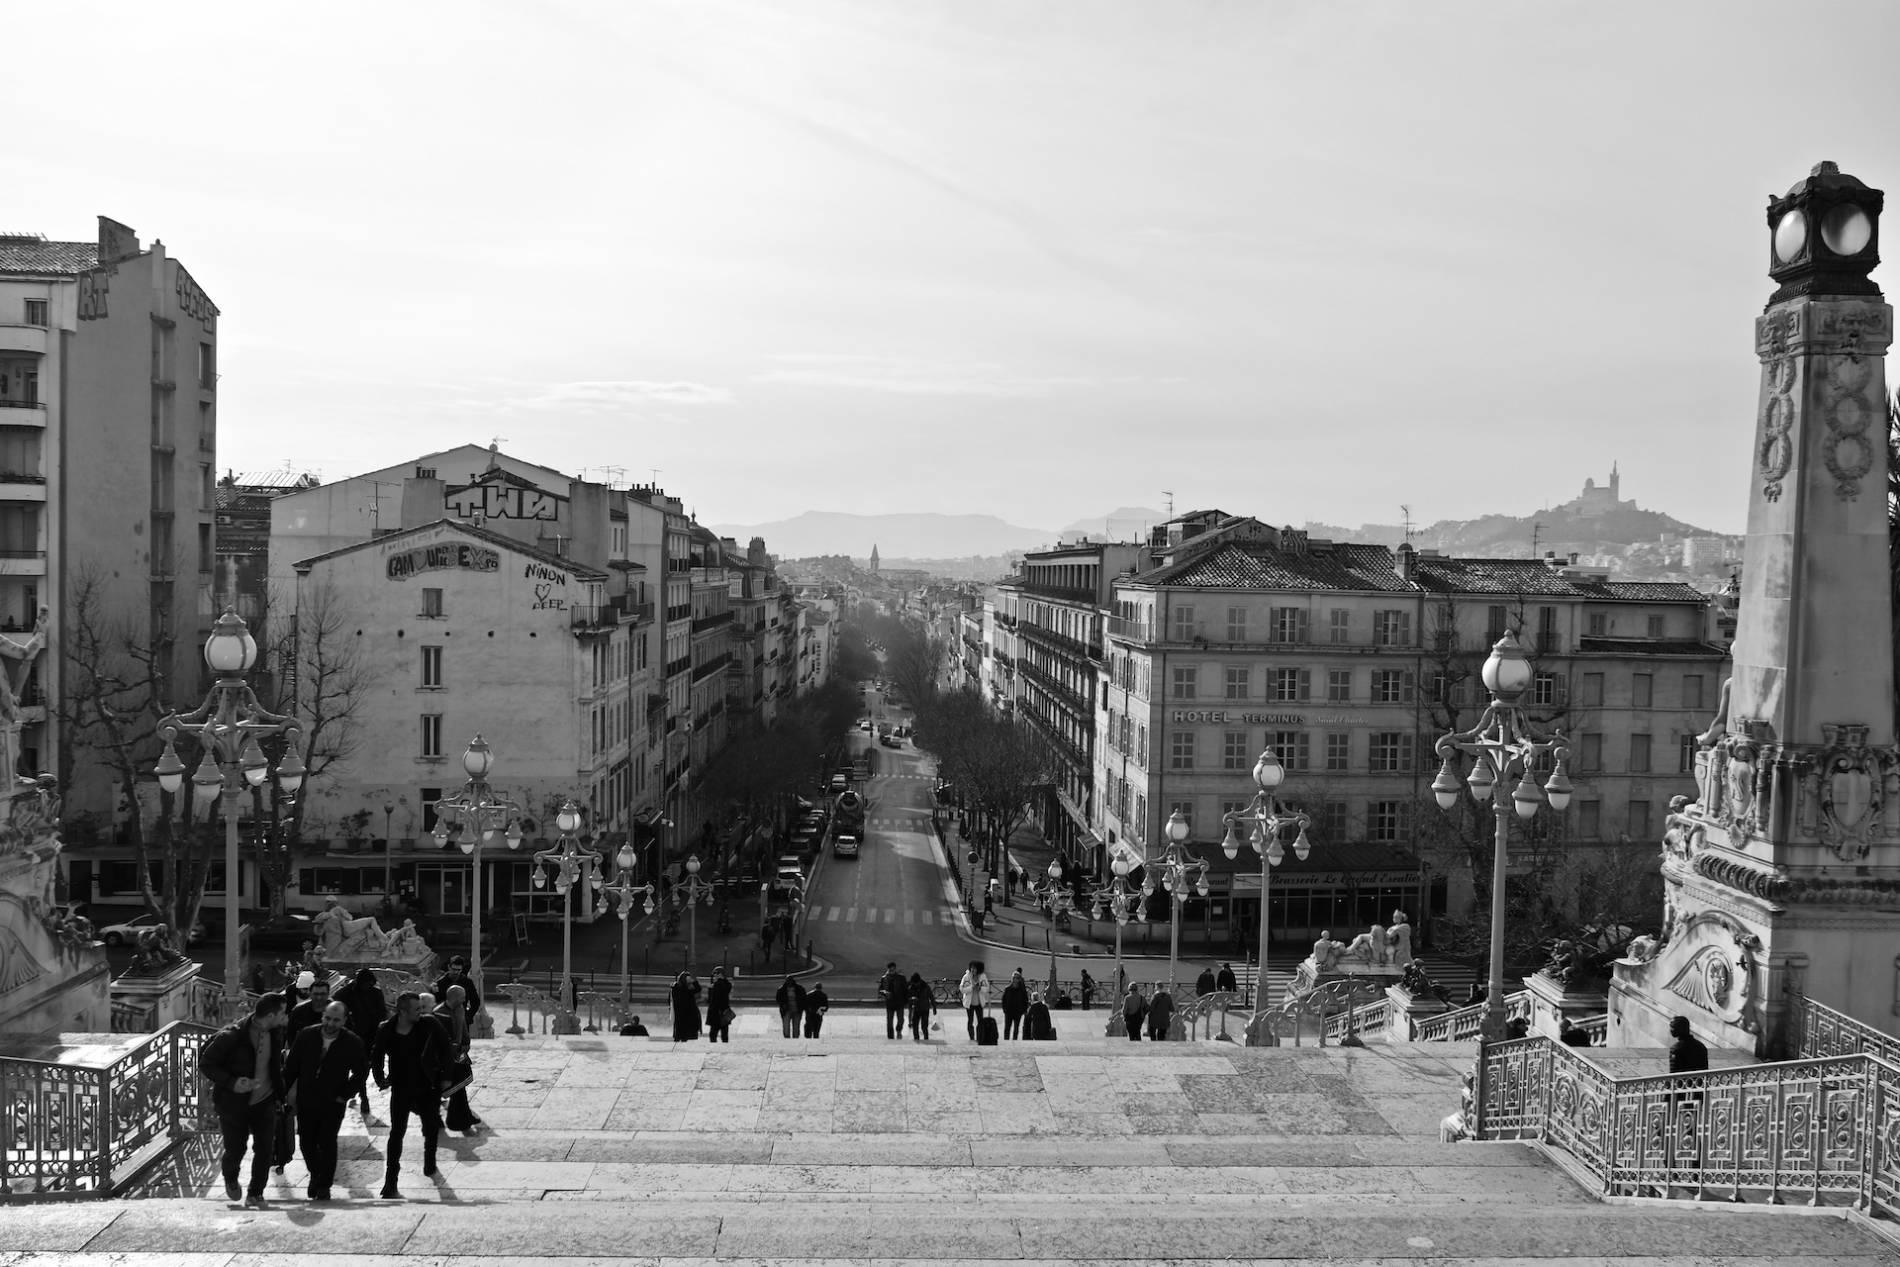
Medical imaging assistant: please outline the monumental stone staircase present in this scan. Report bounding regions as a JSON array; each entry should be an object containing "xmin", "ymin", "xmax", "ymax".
[{"xmin": 1, "ymin": 1013, "xmax": 1895, "ymax": 1265}]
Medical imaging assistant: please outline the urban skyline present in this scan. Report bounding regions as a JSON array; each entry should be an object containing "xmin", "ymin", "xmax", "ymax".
[{"xmin": 7, "ymin": 0, "xmax": 1896, "ymax": 534}]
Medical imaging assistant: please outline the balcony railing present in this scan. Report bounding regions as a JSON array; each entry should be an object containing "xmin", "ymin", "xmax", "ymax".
[
  {"xmin": 1019, "ymin": 660, "xmax": 1093, "ymax": 718},
  {"xmin": 0, "ymin": 398, "xmax": 44, "ymax": 411},
  {"xmin": 692, "ymin": 610, "xmax": 733, "ymax": 633}
]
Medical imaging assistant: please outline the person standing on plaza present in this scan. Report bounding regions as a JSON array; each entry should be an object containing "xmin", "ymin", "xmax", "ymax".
[
  {"xmin": 1147, "ymin": 983, "xmax": 1175, "ymax": 1042},
  {"xmin": 958, "ymin": 960, "xmax": 991, "ymax": 1041},
  {"xmin": 371, "ymin": 991, "xmax": 452, "ymax": 1199},
  {"xmin": 1079, "ymin": 969, "xmax": 1095, "ymax": 1010},
  {"xmin": 706, "ymin": 967, "xmax": 733, "ymax": 1043},
  {"xmin": 1217, "ymin": 962, "xmax": 1239, "ymax": 995},
  {"xmin": 878, "ymin": 961, "xmax": 907, "ymax": 1039},
  {"xmin": 776, "ymin": 975, "xmax": 806, "ymax": 1038},
  {"xmin": 1668, "ymin": 1016, "xmax": 1709, "ymax": 1073},
  {"xmin": 907, "ymin": 972, "xmax": 936, "ymax": 1041},
  {"xmin": 1121, "ymin": 983, "xmax": 1147, "ymax": 1042},
  {"xmin": 434, "ymin": 986, "xmax": 481, "ymax": 1132},
  {"xmin": 282, "ymin": 1000, "xmax": 369, "ymax": 1202},
  {"xmin": 1195, "ymin": 966, "xmax": 1217, "ymax": 997},
  {"xmin": 202, "ymin": 991, "xmax": 289, "ymax": 1208},
  {"xmin": 339, "ymin": 968, "xmax": 386, "ymax": 1118},
  {"xmin": 1001, "ymin": 969, "xmax": 1030, "ymax": 1040},
  {"xmin": 670, "ymin": 971, "xmax": 702, "ymax": 1042},
  {"xmin": 803, "ymin": 981, "xmax": 829, "ymax": 1037},
  {"xmin": 1025, "ymin": 991, "xmax": 1056, "ymax": 1040}
]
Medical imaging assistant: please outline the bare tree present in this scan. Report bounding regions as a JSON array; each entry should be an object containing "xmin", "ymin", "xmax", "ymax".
[
  {"xmin": 56, "ymin": 561, "xmax": 222, "ymax": 935},
  {"xmin": 261, "ymin": 578, "xmax": 377, "ymax": 840}
]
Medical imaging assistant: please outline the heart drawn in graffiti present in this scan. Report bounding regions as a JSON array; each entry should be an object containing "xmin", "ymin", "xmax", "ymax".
[{"xmin": 534, "ymin": 583, "xmax": 551, "ymax": 604}]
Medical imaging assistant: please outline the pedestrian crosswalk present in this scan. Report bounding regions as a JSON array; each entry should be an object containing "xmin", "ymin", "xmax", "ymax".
[{"xmin": 811, "ymin": 905, "xmax": 961, "ymax": 926}]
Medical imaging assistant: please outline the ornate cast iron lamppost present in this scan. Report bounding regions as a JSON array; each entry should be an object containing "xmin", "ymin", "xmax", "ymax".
[
  {"xmin": 1219, "ymin": 747, "xmax": 1311, "ymax": 1009},
  {"xmin": 1431, "ymin": 632, "xmax": 1573, "ymax": 1042},
  {"xmin": 593, "ymin": 841, "xmax": 658, "ymax": 1007},
  {"xmin": 155, "ymin": 609, "xmax": 305, "ymax": 1013},
  {"xmin": 532, "ymin": 800, "xmax": 599, "ymax": 1034},
  {"xmin": 672, "ymin": 854, "xmax": 716, "ymax": 971},
  {"xmin": 1086, "ymin": 842, "xmax": 1147, "ymax": 1028},
  {"xmin": 430, "ymin": 735, "xmax": 523, "ymax": 1019},
  {"xmin": 1155, "ymin": 811, "xmax": 1209, "ymax": 995}
]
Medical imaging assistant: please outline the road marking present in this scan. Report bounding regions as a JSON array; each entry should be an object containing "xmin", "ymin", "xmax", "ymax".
[
  {"xmin": 904, "ymin": 909, "xmax": 914, "ymax": 925},
  {"xmin": 921, "ymin": 910, "xmax": 933, "ymax": 926},
  {"xmin": 845, "ymin": 907, "xmax": 858, "ymax": 923},
  {"xmin": 883, "ymin": 908, "xmax": 897, "ymax": 923}
]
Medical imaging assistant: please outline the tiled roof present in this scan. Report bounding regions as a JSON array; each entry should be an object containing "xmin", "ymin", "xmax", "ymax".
[
  {"xmin": 1140, "ymin": 542, "xmax": 1412, "ymax": 592},
  {"xmin": 0, "ymin": 239, "xmax": 98, "ymax": 275},
  {"xmin": 1586, "ymin": 580, "xmax": 1711, "ymax": 602}
]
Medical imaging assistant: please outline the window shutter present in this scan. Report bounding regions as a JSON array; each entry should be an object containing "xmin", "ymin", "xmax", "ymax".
[
  {"xmin": 1298, "ymin": 669, "xmax": 1311, "ymax": 701},
  {"xmin": 1399, "ymin": 611, "xmax": 1412, "ymax": 646},
  {"xmin": 1296, "ymin": 609, "xmax": 1310, "ymax": 643},
  {"xmin": 1402, "ymin": 671, "xmax": 1414, "ymax": 703}
]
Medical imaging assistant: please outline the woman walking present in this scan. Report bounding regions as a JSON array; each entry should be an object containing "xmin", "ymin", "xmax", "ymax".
[
  {"xmin": 670, "ymin": 972, "xmax": 702, "ymax": 1042},
  {"xmin": 907, "ymin": 972, "xmax": 935, "ymax": 1041},
  {"xmin": 958, "ymin": 960, "xmax": 991, "ymax": 1041}
]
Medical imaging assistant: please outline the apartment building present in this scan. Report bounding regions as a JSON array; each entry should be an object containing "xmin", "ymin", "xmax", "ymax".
[
  {"xmin": 0, "ymin": 218, "xmax": 221, "ymax": 821},
  {"xmin": 1093, "ymin": 513, "xmax": 1723, "ymax": 952}
]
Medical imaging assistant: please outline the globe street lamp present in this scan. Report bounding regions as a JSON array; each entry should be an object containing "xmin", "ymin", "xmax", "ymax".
[
  {"xmin": 1087, "ymin": 843, "xmax": 1147, "ymax": 1025},
  {"xmin": 154, "ymin": 609, "xmax": 304, "ymax": 1014},
  {"xmin": 1431, "ymin": 632, "xmax": 1574, "ymax": 1043},
  {"xmin": 430, "ymin": 735, "xmax": 524, "ymax": 1020},
  {"xmin": 532, "ymin": 800, "xmax": 599, "ymax": 1034},
  {"xmin": 1219, "ymin": 748, "xmax": 1312, "ymax": 1008},
  {"xmin": 1155, "ymin": 810, "xmax": 1210, "ymax": 994},
  {"xmin": 673, "ymin": 854, "xmax": 716, "ymax": 971},
  {"xmin": 593, "ymin": 842, "xmax": 658, "ymax": 1007}
]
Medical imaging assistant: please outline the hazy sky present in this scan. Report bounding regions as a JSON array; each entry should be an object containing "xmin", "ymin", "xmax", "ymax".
[{"xmin": 10, "ymin": 1, "xmax": 1896, "ymax": 536}]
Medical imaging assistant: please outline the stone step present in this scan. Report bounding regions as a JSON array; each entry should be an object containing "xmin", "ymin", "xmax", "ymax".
[{"xmin": 6, "ymin": 1194, "xmax": 1892, "ymax": 1264}]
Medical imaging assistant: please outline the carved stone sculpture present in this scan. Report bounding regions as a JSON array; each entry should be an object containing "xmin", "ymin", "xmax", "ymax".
[
  {"xmin": 1386, "ymin": 910, "xmax": 1415, "ymax": 967},
  {"xmin": 1310, "ymin": 931, "xmax": 1344, "ymax": 972}
]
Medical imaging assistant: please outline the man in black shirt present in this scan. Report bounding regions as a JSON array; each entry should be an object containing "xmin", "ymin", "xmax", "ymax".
[
  {"xmin": 283, "ymin": 1000, "xmax": 369, "ymax": 1202},
  {"xmin": 879, "ymin": 962, "xmax": 906, "ymax": 1039},
  {"xmin": 370, "ymin": 991, "xmax": 451, "ymax": 1198},
  {"xmin": 201, "ymin": 992, "xmax": 288, "ymax": 1209},
  {"xmin": 1668, "ymin": 1015, "xmax": 1709, "ymax": 1073}
]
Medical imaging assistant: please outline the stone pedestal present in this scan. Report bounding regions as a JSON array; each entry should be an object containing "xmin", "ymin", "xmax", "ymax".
[
  {"xmin": 109, "ymin": 960, "xmax": 204, "ymax": 1032},
  {"xmin": 1292, "ymin": 956, "xmax": 1402, "ymax": 998},
  {"xmin": 1523, "ymin": 971, "xmax": 1608, "ymax": 1041},
  {"xmin": 1381, "ymin": 983, "xmax": 1451, "ymax": 1044}
]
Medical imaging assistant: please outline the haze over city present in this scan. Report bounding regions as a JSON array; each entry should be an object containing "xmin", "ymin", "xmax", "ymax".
[{"xmin": 8, "ymin": 0, "xmax": 1895, "ymax": 535}]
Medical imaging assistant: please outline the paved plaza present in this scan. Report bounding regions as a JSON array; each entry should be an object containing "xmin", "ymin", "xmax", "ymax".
[{"xmin": 0, "ymin": 1016, "xmax": 1895, "ymax": 1264}]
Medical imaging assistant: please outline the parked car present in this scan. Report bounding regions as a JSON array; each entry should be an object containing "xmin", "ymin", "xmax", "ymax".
[
  {"xmin": 829, "ymin": 774, "xmax": 849, "ymax": 793},
  {"xmin": 773, "ymin": 867, "xmax": 806, "ymax": 897},
  {"xmin": 832, "ymin": 833, "xmax": 860, "ymax": 859},
  {"xmin": 98, "ymin": 911, "xmax": 206, "ymax": 947},
  {"xmin": 880, "ymin": 734, "xmax": 902, "ymax": 748}
]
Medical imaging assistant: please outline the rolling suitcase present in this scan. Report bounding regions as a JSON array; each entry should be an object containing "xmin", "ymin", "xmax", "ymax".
[{"xmin": 977, "ymin": 1015, "xmax": 999, "ymax": 1046}]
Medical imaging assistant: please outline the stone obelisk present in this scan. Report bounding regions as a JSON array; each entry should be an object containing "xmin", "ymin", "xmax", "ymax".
[{"xmin": 1611, "ymin": 162, "xmax": 1894, "ymax": 1054}]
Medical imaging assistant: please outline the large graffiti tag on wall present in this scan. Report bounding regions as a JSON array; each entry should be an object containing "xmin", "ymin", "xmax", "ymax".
[
  {"xmin": 386, "ymin": 542, "xmax": 501, "ymax": 580},
  {"xmin": 445, "ymin": 480, "xmax": 561, "ymax": 521}
]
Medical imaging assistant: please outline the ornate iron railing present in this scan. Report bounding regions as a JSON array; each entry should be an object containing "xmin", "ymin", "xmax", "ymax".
[
  {"xmin": 1412, "ymin": 990, "xmax": 1532, "ymax": 1042},
  {"xmin": 1322, "ymin": 994, "xmax": 1392, "ymax": 1042},
  {"xmin": 1474, "ymin": 1035, "xmax": 1900, "ymax": 1216},
  {"xmin": 0, "ymin": 1021, "xmax": 213, "ymax": 1199},
  {"xmin": 1173, "ymin": 990, "xmax": 1244, "ymax": 1041},
  {"xmin": 496, "ymin": 980, "xmax": 580, "ymax": 1035},
  {"xmin": 1785, "ymin": 991, "xmax": 1900, "ymax": 1066}
]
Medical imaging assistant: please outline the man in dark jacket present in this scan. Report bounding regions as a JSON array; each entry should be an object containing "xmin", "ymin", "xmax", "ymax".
[
  {"xmin": 776, "ymin": 976, "xmax": 806, "ymax": 1038},
  {"xmin": 1146, "ymin": 985, "xmax": 1175, "ymax": 1042},
  {"xmin": 201, "ymin": 991, "xmax": 289, "ymax": 1208},
  {"xmin": 282, "ymin": 1000, "xmax": 369, "ymax": 1202},
  {"xmin": 1668, "ymin": 1015, "xmax": 1709, "ymax": 1073},
  {"xmin": 1195, "ymin": 966, "xmax": 1217, "ymax": 997},
  {"xmin": 1001, "ymin": 970, "xmax": 1030, "ymax": 1040},
  {"xmin": 339, "ymin": 969, "xmax": 386, "ymax": 1117},
  {"xmin": 1216, "ymin": 963, "xmax": 1239, "ymax": 995},
  {"xmin": 878, "ymin": 962, "xmax": 907, "ymax": 1039},
  {"xmin": 370, "ymin": 991, "xmax": 452, "ymax": 1198},
  {"xmin": 803, "ymin": 982, "xmax": 829, "ymax": 1038},
  {"xmin": 432, "ymin": 957, "xmax": 481, "ymax": 1027}
]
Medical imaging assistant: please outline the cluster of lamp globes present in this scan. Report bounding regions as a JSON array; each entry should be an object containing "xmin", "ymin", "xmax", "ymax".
[
  {"xmin": 153, "ymin": 610, "xmax": 306, "ymax": 804},
  {"xmin": 1429, "ymin": 636, "xmax": 1574, "ymax": 820},
  {"xmin": 430, "ymin": 738, "xmax": 524, "ymax": 855}
]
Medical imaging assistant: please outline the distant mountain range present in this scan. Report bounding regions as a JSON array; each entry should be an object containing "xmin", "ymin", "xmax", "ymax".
[
  {"xmin": 707, "ymin": 511, "xmax": 1058, "ymax": 560},
  {"xmin": 717, "ymin": 491, "xmax": 1726, "ymax": 571}
]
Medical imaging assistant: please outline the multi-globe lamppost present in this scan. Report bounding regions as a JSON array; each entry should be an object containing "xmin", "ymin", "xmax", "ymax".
[
  {"xmin": 1156, "ymin": 811, "xmax": 1210, "ymax": 993},
  {"xmin": 532, "ymin": 800, "xmax": 599, "ymax": 1034},
  {"xmin": 154, "ymin": 609, "xmax": 305, "ymax": 1013},
  {"xmin": 1219, "ymin": 748, "xmax": 1312, "ymax": 1009},
  {"xmin": 593, "ymin": 842, "xmax": 658, "ymax": 1007},
  {"xmin": 1084, "ymin": 842, "xmax": 1147, "ymax": 1029},
  {"xmin": 429, "ymin": 735, "xmax": 523, "ymax": 1018},
  {"xmin": 672, "ymin": 854, "xmax": 717, "ymax": 971},
  {"xmin": 1431, "ymin": 631, "xmax": 1573, "ymax": 1042}
]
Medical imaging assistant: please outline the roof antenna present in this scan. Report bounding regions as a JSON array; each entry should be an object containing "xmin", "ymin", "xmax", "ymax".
[
  {"xmin": 1400, "ymin": 504, "xmax": 1415, "ymax": 543},
  {"xmin": 1163, "ymin": 489, "xmax": 1174, "ymax": 519}
]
